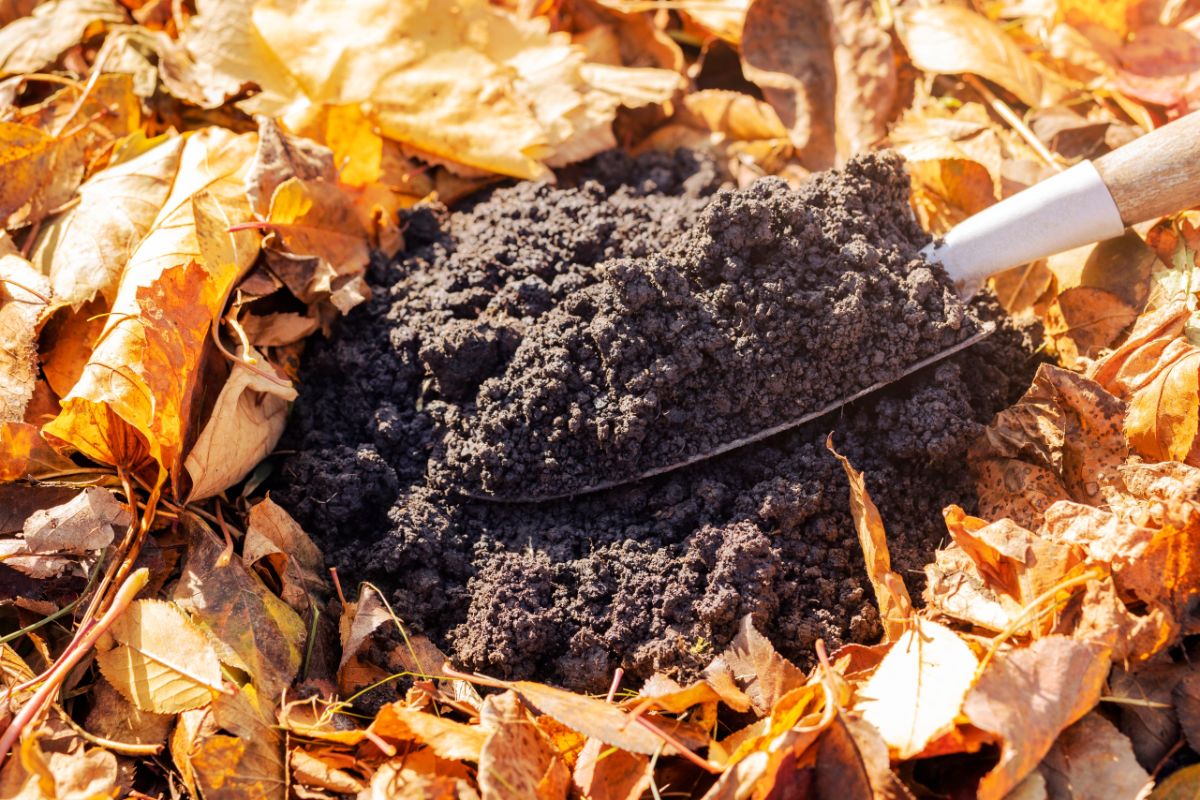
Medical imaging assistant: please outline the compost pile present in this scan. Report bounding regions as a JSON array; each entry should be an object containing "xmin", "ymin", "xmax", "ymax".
[{"xmin": 275, "ymin": 150, "xmax": 1038, "ymax": 692}]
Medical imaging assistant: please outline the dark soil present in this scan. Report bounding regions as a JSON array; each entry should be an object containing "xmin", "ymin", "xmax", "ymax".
[
  {"xmin": 273, "ymin": 150, "xmax": 1039, "ymax": 693},
  {"xmin": 432, "ymin": 153, "xmax": 978, "ymax": 499}
]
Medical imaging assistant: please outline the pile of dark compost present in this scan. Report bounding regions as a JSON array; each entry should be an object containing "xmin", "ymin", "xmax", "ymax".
[{"xmin": 273, "ymin": 150, "xmax": 1040, "ymax": 693}]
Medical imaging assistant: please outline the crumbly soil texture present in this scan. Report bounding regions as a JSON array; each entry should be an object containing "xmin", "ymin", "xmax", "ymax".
[{"xmin": 274, "ymin": 150, "xmax": 1039, "ymax": 693}]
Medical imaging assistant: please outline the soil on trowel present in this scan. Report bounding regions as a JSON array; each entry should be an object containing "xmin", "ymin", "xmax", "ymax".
[
  {"xmin": 273, "ymin": 150, "xmax": 1039, "ymax": 693},
  {"xmin": 432, "ymin": 153, "xmax": 980, "ymax": 499}
]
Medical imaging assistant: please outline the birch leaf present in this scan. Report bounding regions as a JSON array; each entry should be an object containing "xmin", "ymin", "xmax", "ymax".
[{"xmin": 95, "ymin": 599, "xmax": 224, "ymax": 714}]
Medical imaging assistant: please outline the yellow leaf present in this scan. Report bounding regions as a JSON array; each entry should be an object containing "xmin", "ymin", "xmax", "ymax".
[
  {"xmin": 44, "ymin": 127, "xmax": 258, "ymax": 484},
  {"xmin": 897, "ymin": 5, "xmax": 1063, "ymax": 108},
  {"xmin": 33, "ymin": 135, "xmax": 185, "ymax": 309},
  {"xmin": 95, "ymin": 599, "xmax": 224, "ymax": 714},
  {"xmin": 183, "ymin": 348, "xmax": 297, "ymax": 502},
  {"xmin": 829, "ymin": 439, "xmax": 912, "ymax": 641},
  {"xmin": 188, "ymin": 684, "xmax": 287, "ymax": 800},
  {"xmin": 0, "ymin": 0, "xmax": 127, "ymax": 76},
  {"xmin": 854, "ymin": 618, "xmax": 978, "ymax": 759},
  {"xmin": 0, "ymin": 422, "xmax": 74, "ymax": 484}
]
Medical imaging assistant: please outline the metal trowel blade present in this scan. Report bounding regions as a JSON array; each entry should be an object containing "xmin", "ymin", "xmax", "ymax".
[{"xmin": 456, "ymin": 321, "xmax": 997, "ymax": 504}]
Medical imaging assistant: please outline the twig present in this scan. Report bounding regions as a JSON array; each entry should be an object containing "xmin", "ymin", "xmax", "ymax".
[
  {"xmin": 964, "ymin": 74, "xmax": 1063, "ymax": 172},
  {"xmin": 0, "ymin": 568, "xmax": 149, "ymax": 765},
  {"xmin": 605, "ymin": 668, "xmax": 624, "ymax": 704}
]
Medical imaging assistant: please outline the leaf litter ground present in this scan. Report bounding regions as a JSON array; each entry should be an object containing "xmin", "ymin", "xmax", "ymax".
[{"xmin": 274, "ymin": 150, "xmax": 1041, "ymax": 693}]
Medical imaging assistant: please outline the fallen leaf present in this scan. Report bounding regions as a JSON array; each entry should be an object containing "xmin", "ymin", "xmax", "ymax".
[
  {"xmin": 260, "ymin": 177, "xmax": 369, "ymax": 281},
  {"xmin": 0, "ymin": 420, "xmax": 75, "ymax": 484},
  {"xmin": 174, "ymin": 516, "xmax": 306, "ymax": 702},
  {"xmin": 829, "ymin": 440, "xmax": 913, "ymax": 641},
  {"xmin": 188, "ymin": 683, "xmax": 288, "ymax": 800},
  {"xmin": 571, "ymin": 737, "xmax": 651, "ymax": 800},
  {"xmin": 242, "ymin": 496, "xmax": 326, "ymax": 613},
  {"xmin": 1108, "ymin": 659, "xmax": 1189, "ymax": 769},
  {"xmin": 1045, "ymin": 286, "xmax": 1138, "ymax": 369},
  {"xmin": 364, "ymin": 753, "xmax": 479, "ymax": 800},
  {"xmin": 964, "ymin": 636, "xmax": 1111, "ymax": 800},
  {"xmin": 0, "ymin": 253, "xmax": 49, "ymax": 424},
  {"xmin": 44, "ymin": 127, "xmax": 259, "ymax": 485},
  {"xmin": 478, "ymin": 691, "xmax": 570, "ymax": 800},
  {"xmin": 95, "ymin": 598, "xmax": 224, "ymax": 714},
  {"xmin": 1174, "ymin": 670, "xmax": 1200, "ymax": 754},
  {"xmin": 290, "ymin": 748, "xmax": 366, "ymax": 795},
  {"xmin": 969, "ymin": 364, "xmax": 1128, "ymax": 528},
  {"xmin": 740, "ymin": 0, "xmax": 895, "ymax": 167},
  {"xmin": 855, "ymin": 618, "xmax": 979, "ymax": 760},
  {"xmin": 1038, "ymin": 710, "xmax": 1149, "ymax": 798},
  {"xmin": 370, "ymin": 703, "xmax": 489, "ymax": 763},
  {"xmin": 21, "ymin": 486, "xmax": 128, "ymax": 552},
  {"xmin": 508, "ymin": 679, "xmax": 668, "ymax": 756},
  {"xmin": 1150, "ymin": 763, "xmax": 1200, "ymax": 800},
  {"xmin": 32, "ymin": 134, "xmax": 184, "ymax": 308},
  {"xmin": 244, "ymin": 116, "xmax": 337, "ymax": 218},
  {"xmin": 897, "ymin": 5, "xmax": 1063, "ymax": 108},
  {"xmin": 85, "ymin": 674, "xmax": 172, "ymax": 749},
  {"xmin": 183, "ymin": 347, "xmax": 297, "ymax": 501},
  {"xmin": 0, "ymin": 0, "xmax": 127, "ymax": 76},
  {"xmin": 1125, "ymin": 342, "xmax": 1200, "ymax": 464}
]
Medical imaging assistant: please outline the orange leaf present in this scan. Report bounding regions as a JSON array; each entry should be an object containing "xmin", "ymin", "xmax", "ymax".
[{"xmin": 1125, "ymin": 346, "xmax": 1200, "ymax": 464}]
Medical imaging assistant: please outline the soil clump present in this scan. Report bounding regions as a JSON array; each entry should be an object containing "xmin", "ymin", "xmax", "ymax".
[
  {"xmin": 273, "ymin": 150, "xmax": 1039, "ymax": 693},
  {"xmin": 433, "ymin": 154, "xmax": 979, "ymax": 499}
]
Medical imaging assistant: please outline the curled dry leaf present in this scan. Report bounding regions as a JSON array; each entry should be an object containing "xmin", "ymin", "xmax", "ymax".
[
  {"xmin": 243, "ymin": 497, "xmax": 326, "ymax": 613},
  {"xmin": 854, "ymin": 617, "xmax": 978, "ymax": 760},
  {"xmin": 244, "ymin": 116, "xmax": 336, "ymax": 219},
  {"xmin": 1038, "ymin": 711, "xmax": 1147, "ymax": 798},
  {"xmin": 896, "ymin": 5, "xmax": 1063, "ymax": 109},
  {"xmin": 740, "ymin": 0, "xmax": 895, "ymax": 167},
  {"xmin": 478, "ymin": 691, "xmax": 570, "ymax": 800},
  {"xmin": 290, "ymin": 748, "xmax": 366, "ymax": 795},
  {"xmin": 964, "ymin": 636, "xmax": 1111, "ymax": 800},
  {"xmin": 969, "ymin": 364, "xmax": 1128, "ymax": 529},
  {"xmin": 0, "ymin": 253, "xmax": 49, "ymax": 424},
  {"xmin": 21, "ymin": 485, "xmax": 128, "ymax": 552},
  {"xmin": 32, "ymin": 135, "xmax": 184, "ymax": 309},
  {"xmin": 370, "ymin": 703, "xmax": 489, "ymax": 763},
  {"xmin": 572, "ymin": 737, "xmax": 651, "ymax": 800},
  {"xmin": 829, "ymin": 439, "xmax": 912, "ymax": 641},
  {"xmin": 716, "ymin": 615, "xmax": 806, "ymax": 716},
  {"xmin": 94, "ymin": 598, "xmax": 224, "ymax": 714},
  {"xmin": 183, "ymin": 347, "xmax": 297, "ymax": 502}
]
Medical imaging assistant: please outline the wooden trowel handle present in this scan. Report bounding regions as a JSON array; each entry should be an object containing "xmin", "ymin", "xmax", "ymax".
[{"xmin": 1095, "ymin": 111, "xmax": 1200, "ymax": 225}]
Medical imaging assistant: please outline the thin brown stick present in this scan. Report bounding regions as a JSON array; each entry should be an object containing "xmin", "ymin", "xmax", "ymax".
[{"xmin": 964, "ymin": 74, "xmax": 1063, "ymax": 172}]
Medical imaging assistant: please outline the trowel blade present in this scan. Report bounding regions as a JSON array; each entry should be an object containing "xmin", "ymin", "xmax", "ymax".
[{"xmin": 455, "ymin": 321, "xmax": 997, "ymax": 504}]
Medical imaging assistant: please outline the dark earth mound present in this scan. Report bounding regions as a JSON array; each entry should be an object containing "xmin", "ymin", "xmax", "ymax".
[
  {"xmin": 432, "ymin": 154, "xmax": 979, "ymax": 499},
  {"xmin": 273, "ymin": 150, "xmax": 1040, "ymax": 693}
]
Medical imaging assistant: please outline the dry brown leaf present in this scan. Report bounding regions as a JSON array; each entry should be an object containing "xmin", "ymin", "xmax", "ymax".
[
  {"xmin": 370, "ymin": 703, "xmax": 489, "ymax": 762},
  {"xmin": 243, "ymin": 496, "xmax": 326, "ymax": 613},
  {"xmin": 290, "ymin": 748, "xmax": 366, "ymax": 795},
  {"xmin": 240, "ymin": 310, "xmax": 319, "ymax": 347},
  {"xmin": 854, "ymin": 617, "xmax": 978, "ymax": 760},
  {"xmin": 32, "ymin": 134, "xmax": 184, "ymax": 309},
  {"xmin": 1121, "ymin": 337, "xmax": 1200, "ymax": 464},
  {"xmin": 811, "ymin": 712, "xmax": 891, "ymax": 800},
  {"xmin": 44, "ymin": 127, "xmax": 259, "ymax": 485},
  {"xmin": 365, "ymin": 754, "xmax": 479, "ymax": 800},
  {"xmin": 897, "ymin": 5, "xmax": 1063, "ymax": 108},
  {"xmin": 95, "ymin": 598, "xmax": 224, "ymax": 714},
  {"xmin": 0, "ymin": 734, "xmax": 118, "ymax": 800},
  {"xmin": 508, "ymin": 679, "xmax": 667, "ymax": 756},
  {"xmin": 479, "ymin": 691, "xmax": 570, "ymax": 800},
  {"xmin": 183, "ymin": 347, "xmax": 297, "ymax": 501},
  {"xmin": 829, "ymin": 440, "xmax": 912, "ymax": 641},
  {"xmin": 1175, "ymin": 670, "xmax": 1200, "ymax": 755},
  {"xmin": 85, "ymin": 674, "xmax": 173, "ymax": 749},
  {"xmin": 1108, "ymin": 659, "xmax": 1189, "ymax": 769},
  {"xmin": 174, "ymin": 516, "xmax": 306, "ymax": 701},
  {"xmin": 571, "ymin": 737, "xmax": 651, "ymax": 800},
  {"xmin": 741, "ymin": 0, "xmax": 895, "ymax": 167},
  {"xmin": 969, "ymin": 364, "xmax": 1128, "ymax": 529},
  {"xmin": 1045, "ymin": 286, "xmax": 1138, "ymax": 370},
  {"xmin": 21, "ymin": 486, "xmax": 128, "ymax": 552},
  {"xmin": 964, "ymin": 636, "xmax": 1111, "ymax": 800},
  {"xmin": 1038, "ymin": 711, "xmax": 1148, "ymax": 797},
  {"xmin": 187, "ymin": 684, "xmax": 287, "ymax": 800},
  {"xmin": 0, "ymin": 253, "xmax": 49, "ymax": 424},
  {"xmin": 245, "ymin": 116, "xmax": 336, "ymax": 218},
  {"xmin": 716, "ymin": 614, "xmax": 807, "ymax": 715},
  {"xmin": 990, "ymin": 260, "xmax": 1056, "ymax": 316},
  {"xmin": 0, "ymin": 0, "xmax": 126, "ymax": 76},
  {"xmin": 262, "ymin": 178, "xmax": 369, "ymax": 281}
]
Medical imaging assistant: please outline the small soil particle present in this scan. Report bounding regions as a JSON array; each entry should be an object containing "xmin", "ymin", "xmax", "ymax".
[{"xmin": 273, "ymin": 150, "xmax": 1039, "ymax": 693}]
